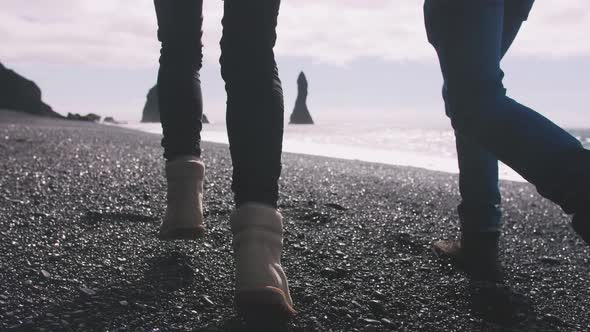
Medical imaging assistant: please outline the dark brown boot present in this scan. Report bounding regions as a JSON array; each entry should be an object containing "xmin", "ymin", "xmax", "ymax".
[{"xmin": 433, "ymin": 232, "xmax": 503, "ymax": 282}]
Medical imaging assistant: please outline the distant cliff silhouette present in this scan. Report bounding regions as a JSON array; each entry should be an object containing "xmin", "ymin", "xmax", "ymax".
[
  {"xmin": 66, "ymin": 113, "xmax": 101, "ymax": 122},
  {"xmin": 141, "ymin": 85, "xmax": 208, "ymax": 124},
  {"xmin": 0, "ymin": 62, "xmax": 62, "ymax": 118},
  {"xmin": 141, "ymin": 86, "xmax": 160, "ymax": 122},
  {"xmin": 289, "ymin": 72, "xmax": 314, "ymax": 124}
]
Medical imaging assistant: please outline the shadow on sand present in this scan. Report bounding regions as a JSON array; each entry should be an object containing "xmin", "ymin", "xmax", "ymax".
[
  {"xmin": 467, "ymin": 281, "xmax": 533, "ymax": 328},
  {"xmin": 11, "ymin": 249, "xmax": 291, "ymax": 331}
]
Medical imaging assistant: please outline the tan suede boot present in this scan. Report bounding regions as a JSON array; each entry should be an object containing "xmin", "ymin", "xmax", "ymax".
[
  {"xmin": 230, "ymin": 203, "xmax": 296, "ymax": 321},
  {"xmin": 157, "ymin": 156, "xmax": 205, "ymax": 240}
]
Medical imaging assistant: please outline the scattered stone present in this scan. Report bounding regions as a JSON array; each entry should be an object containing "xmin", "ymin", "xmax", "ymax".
[
  {"xmin": 325, "ymin": 203, "xmax": 348, "ymax": 211},
  {"xmin": 293, "ymin": 242, "xmax": 307, "ymax": 251},
  {"xmin": 351, "ymin": 300, "xmax": 364, "ymax": 310},
  {"xmin": 381, "ymin": 318, "xmax": 395, "ymax": 326},
  {"xmin": 119, "ymin": 300, "xmax": 129, "ymax": 306},
  {"xmin": 539, "ymin": 256, "xmax": 561, "ymax": 265},
  {"xmin": 360, "ymin": 317, "xmax": 381, "ymax": 325},
  {"xmin": 303, "ymin": 211, "xmax": 332, "ymax": 224},
  {"xmin": 320, "ymin": 267, "xmax": 338, "ymax": 279},
  {"xmin": 79, "ymin": 287, "xmax": 96, "ymax": 296},
  {"xmin": 373, "ymin": 290, "xmax": 387, "ymax": 300},
  {"xmin": 40, "ymin": 270, "xmax": 51, "ymax": 278},
  {"xmin": 201, "ymin": 295, "xmax": 214, "ymax": 306}
]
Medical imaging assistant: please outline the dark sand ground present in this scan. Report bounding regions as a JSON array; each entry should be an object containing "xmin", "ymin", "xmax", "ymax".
[{"xmin": 0, "ymin": 109, "xmax": 588, "ymax": 331}]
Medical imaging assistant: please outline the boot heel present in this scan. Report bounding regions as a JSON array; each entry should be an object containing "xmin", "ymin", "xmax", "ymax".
[
  {"xmin": 235, "ymin": 287, "xmax": 296, "ymax": 322},
  {"xmin": 230, "ymin": 203, "xmax": 296, "ymax": 322}
]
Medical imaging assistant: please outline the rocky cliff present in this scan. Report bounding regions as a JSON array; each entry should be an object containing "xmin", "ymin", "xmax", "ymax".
[{"xmin": 0, "ymin": 62, "xmax": 62, "ymax": 118}]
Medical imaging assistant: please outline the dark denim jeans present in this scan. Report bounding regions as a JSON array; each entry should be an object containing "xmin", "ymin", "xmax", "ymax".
[
  {"xmin": 446, "ymin": 1, "xmax": 531, "ymax": 233},
  {"xmin": 424, "ymin": 0, "xmax": 589, "ymax": 233},
  {"xmin": 154, "ymin": 0, "xmax": 284, "ymax": 208}
]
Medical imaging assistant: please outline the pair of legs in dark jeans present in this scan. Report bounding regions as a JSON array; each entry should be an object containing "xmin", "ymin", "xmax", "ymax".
[
  {"xmin": 425, "ymin": 0, "xmax": 590, "ymax": 280},
  {"xmin": 155, "ymin": 0, "xmax": 283, "ymax": 207},
  {"xmin": 154, "ymin": 0, "xmax": 295, "ymax": 320}
]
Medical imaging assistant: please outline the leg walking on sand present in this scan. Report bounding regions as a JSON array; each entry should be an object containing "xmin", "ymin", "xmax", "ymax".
[
  {"xmin": 154, "ymin": 0, "xmax": 206, "ymax": 241},
  {"xmin": 221, "ymin": 0, "xmax": 295, "ymax": 320},
  {"xmin": 424, "ymin": 0, "xmax": 590, "ymax": 280},
  {"xmin": 433, "ymin": 3, "xmax": 529, "ymax": 281},
  {"xmin": 153, "ymin": 0, "xmax": 294, "ymax": 320}
]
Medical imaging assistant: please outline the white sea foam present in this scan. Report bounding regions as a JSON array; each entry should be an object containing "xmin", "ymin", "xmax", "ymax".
[{"xmin": 123, "ymin": 118, "xmax": 529, "ymax": 182}]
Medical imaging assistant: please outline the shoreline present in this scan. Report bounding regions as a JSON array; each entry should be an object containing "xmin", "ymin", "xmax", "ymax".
[
  {"xmin": 123, "ymin": 122, "xmax": 527, "ymax": 183},
  {"xmin": 1, "ymin": 110, "xmax": 588, "ymax": 331}
]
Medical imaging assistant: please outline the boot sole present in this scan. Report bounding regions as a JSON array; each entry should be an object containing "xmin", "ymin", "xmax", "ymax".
[
  {"xmin": 235, "ymin": 286, "xmax": 296, "ymax": 323},
  {"xmin": 432, "ymin": 241, "xmax": 504, "ymax": 282},
  {"xmin": 157, "ymin": 226, "xmax": 205, "ymax": 241}
]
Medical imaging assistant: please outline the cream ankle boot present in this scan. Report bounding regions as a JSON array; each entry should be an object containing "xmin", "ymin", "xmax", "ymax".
[
  {"xmin": 158, "ymin": 156, "xmax": 205, "ymax": 240},
  {"xmin": 230, "ymin": 203, "xmax": 296, "ymax": 320}
]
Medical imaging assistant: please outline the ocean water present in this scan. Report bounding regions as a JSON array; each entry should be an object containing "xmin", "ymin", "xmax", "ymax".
[{"xmin": 123, "ymin": 114, "xmax": 590, "ymax": 183}]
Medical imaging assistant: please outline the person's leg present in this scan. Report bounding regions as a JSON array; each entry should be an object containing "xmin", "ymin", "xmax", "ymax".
[
  {"xmin": 454, "ymin": 133, "xmax": 502, "ymax": 230},
  {"xmin": 154, "ymin": 0, "xmax": 206, "ymax": 240},
  {"xmin": 424, "ymin": 0, "xmax": 589, "ymax": 227},
  {"xmin": 452, "ymin": 3, "xmax": 528, "ymax": 236},
  {"xmin": 219, "ymin": 0, "xmax": 294, "ymax": 320},
  {"xmin": 221, "ymin": 0, "xmax": 284, "ymax": 209},
  {"xmin": 433, "ymin": 5, "xmax": 532, "ymax": 281},
  {"xmin": 155, "ymin": 0, "xmax": 204, "ymax": 160}
]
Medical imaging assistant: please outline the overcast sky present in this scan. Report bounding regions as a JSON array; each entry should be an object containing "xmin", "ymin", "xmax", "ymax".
[{"xmin": 1, "ymin": 1, "xmax": 589, "ymax": 126}]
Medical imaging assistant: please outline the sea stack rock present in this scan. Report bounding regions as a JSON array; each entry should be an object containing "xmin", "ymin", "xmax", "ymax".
[
  {"xmin": 141, "ymin": 85, "xmax": 209, "ymax": 124},
  {"xmin": 289, "ymin": 71, "xmax": 314, "ymax": 125},
  {"xmin": 141, "ymin": 86, "xmax": 160, "ymax": 122},
  {"xmin": 0, "ymin": 62, "xmax": 62, "ymax": 118}
]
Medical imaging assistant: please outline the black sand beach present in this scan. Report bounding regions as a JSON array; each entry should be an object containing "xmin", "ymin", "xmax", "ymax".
[{"xmin": 1, "ymin": 109, "xmax": 588, "ymax": 331}]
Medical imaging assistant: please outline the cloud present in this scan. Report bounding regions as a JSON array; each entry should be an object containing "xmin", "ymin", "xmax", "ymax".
[{"xmin": 1, "ymin": 1, "xmax": 589, "ymax": 67}]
